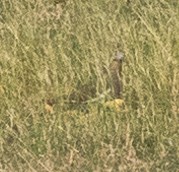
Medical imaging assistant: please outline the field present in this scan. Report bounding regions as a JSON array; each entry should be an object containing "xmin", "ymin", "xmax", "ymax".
[{"xmin": 0, "ymin": 0, "xmax": 179, "ymax": 171}]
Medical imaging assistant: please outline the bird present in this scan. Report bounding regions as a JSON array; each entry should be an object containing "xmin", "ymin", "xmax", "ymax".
[
  {"xmin": 43, "ymin": 51, "xmax": 124, "ymax": 112},
  {"xmin": 109, "ymin": 51, "xmax": 124, "ymax": 99},
  {"xmin": 103, "ymin": 51, "xmax": 124, "ymax": 111}
]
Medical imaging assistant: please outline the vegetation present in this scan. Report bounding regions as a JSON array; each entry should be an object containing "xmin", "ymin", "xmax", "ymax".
[{"xmin": 0, "ymin": 0, "xmax": 178, "ymax": 171}]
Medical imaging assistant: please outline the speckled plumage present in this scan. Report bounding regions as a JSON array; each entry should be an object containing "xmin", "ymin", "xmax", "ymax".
[{"xmin": 109, "ymin": 52, "xmax": 123, "ymax": 98}]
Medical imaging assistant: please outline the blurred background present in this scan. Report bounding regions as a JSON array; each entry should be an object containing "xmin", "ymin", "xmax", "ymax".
[{"xmin": 0, "ymin": 0, "xmax": 178, "ymax": 171}]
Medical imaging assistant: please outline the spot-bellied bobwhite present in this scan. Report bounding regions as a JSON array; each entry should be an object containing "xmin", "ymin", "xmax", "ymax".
[{"xmin": 109, "ymin": 51, "xmax": 124, "ymax": 99}]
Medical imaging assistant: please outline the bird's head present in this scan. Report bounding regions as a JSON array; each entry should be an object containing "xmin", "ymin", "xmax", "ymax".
[{"xmin": 115, "ymin": 51, "xmax": 124, "ymax": 61}]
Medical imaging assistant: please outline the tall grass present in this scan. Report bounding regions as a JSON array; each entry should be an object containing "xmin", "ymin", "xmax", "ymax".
[{"xmin": 0, "ymin": 0, "xmax": 178, "ymax": 171}]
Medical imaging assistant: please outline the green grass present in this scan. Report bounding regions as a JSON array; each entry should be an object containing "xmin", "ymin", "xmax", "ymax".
[{"xmin": 0, "ymin": 0, "xmax": 179, "ymax": 171}]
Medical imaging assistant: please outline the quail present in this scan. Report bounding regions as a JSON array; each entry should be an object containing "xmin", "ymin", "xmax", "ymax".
[{"xmin": 109, "ymin": 51, "xmax": 124, "ymax": 99}]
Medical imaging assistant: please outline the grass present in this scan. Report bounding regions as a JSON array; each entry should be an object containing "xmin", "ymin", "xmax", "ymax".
[{"xmin": 0, "ymin": 0, "xmax": 179, "ymax": 171}]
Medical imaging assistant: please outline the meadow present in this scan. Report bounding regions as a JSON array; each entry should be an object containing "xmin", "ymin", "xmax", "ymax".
[{"xmin": 0, "ymin": 0, "xmax": 178, "ymax": 171}]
